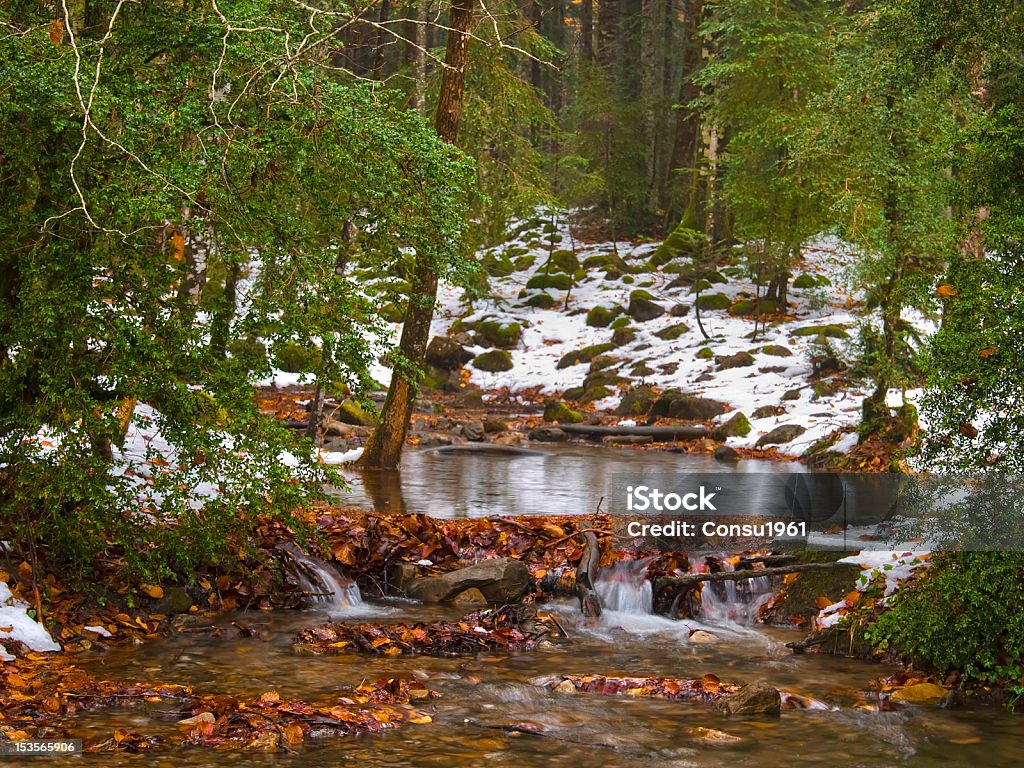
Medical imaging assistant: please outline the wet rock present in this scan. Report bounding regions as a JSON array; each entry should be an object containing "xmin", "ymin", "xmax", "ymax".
[
  {"xmin": 890, "ymin": 683, "xmax": 947, "ymax": 704},
  {"xmin": 627, "ymin": 290, "xmax": 665, "ymax": 322},
  {"xmin": 756, "ymin": 424, "xmax": 807, "ymax": 446},
  {"xmin": 405, "ymin": 558, "xmax": 531, "ymax": 604},
  {"xmin": 554, "ymin": 680, "xmax": 577, "ymax": 694},
  {"xmin": 714, "ymin": 445, "xmax": 741, "ymax": 462},
  {"xmin": 451, "ymin": 587, "xmax": 487, "ymax": 606},
  {"xmin": 529, "ymin": 426, "xmax": 568, "ymax": 442},
  {"xmin": 688, "ymin": 630, "xmax": 718, "ymax": 644},
  {"xmin": 689, "ymin": 726, "xmax": 742, "ymax": 746},
  {"xmin": 418, "ymin": 433, "xmax": 454, "ymax": 448},
  {"xmin": 715, "ymin": 351, "xmax": 755, "ymax": 370},
  {"xmin": 425, "ymin": 336, "xmax": 474, "ymax": 370},
  {"xmin": 461, "ymin": 422, "xmax": 484, "ymax": 442},
  {"xmin": 714, "ymin": 681, "xmax": 781, "ymax": 715}
]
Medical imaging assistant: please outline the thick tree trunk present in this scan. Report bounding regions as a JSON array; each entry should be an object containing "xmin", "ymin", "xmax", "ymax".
[
  {"xmin": 666, "ymin": 0, "xmax": 704, "ymax": 228},
  {"xmin": 580, "ymin": 0, "xmax": 594, "ymax": 60},
  {"xmin": 359, "ymin": 0, "xmax": 474, "ymax": 470}
]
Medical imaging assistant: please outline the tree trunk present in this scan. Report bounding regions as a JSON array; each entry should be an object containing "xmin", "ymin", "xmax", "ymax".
[
  {"xmin": 666, "ymin": 0, "xmax": 704, "ymax": 228},
  {"xmin": 359, "ymin": 0, "xmax": 474, "ymax": 470},
  {"xmin": 580, "ymin": 0, "xmax": 594, "ymax": 61}
]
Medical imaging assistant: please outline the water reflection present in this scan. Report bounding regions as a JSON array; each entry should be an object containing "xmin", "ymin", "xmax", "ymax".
[{"xmin": 334, "ymin": 444, "xmax": 805, "ymax": 517}]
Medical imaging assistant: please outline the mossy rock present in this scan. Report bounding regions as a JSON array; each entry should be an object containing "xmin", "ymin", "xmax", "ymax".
[
  {"xmin": 472, "ymin": 349, "xmax": 514, "ymax": 372},
  {"xmin": 586, "ymin": 304, "xmax": 622, "ymax": 328},
  {"xmin": 578, "ymin": 385, "xmax": 612, "ymax": 404},
  {"xmin": 543, "ymin": 399, "xmax": 583, "ymax": 424},
  {"xmin": 615, "ymin": 385, "xmax": 658, "ymax": 417},
  {"xmin": 273, "ymin": 341, "xmax": 321, "ymax": 373},
  {"xmin": 609, "ymin": 316, "xmax": 632, "ymax": 330},
  {"xmin": 476, "ymin": 320, "xmax": 522, "ymax": 349},
  {"xmin": 715, "ymin": 351, "xmax": 755, "ymax": 370},
  {"xmin": 582, "ymin": 369, "xmax": 625, "ymax": 389},
  {"xmin": 649, "ymin": 222, "xmax": 703, "ymax": 267},
  {"xmin": 378, "ymin": 302, "xmax": 406, "ymax": 324},
  {"xmin": 706, "ymin": 271, "xmax": 728, "ymax": 285},
  {"xmin": 481, "ymin": 253, "xmax": 516, "ymax": 277},
  {"xmin": 542, "ymin": 221, "xmax": 558, "ymax": 234},
  {"xmin": 760, "ymin": 552, "xmax": 861, "ymax": 627},
  {"xmin": 556, "ymin": 342, "xmax": 617, "ymax": 369},
  {"xmin": 588, "ymin": 355, "xmax": 620, "ymax": 373},
  {"xmin": 513, "ymin": 254, "xmax": 537, "ymax": 271},
  {"xmin": 505, "ymin": 245, "xmax": 529, "ymax": 258},
  {"xmin": 792, "ymin": 273, "xmax": 817, "ymax": 289},
  {"xmin": 526, "ymin": 272, "xmax": 573, "ymax": 292},
  {"xmin": 696, "ymin": 347, "xmax": 714, "ymax": 360},
  {"xmin": 544, "ymin": 234, "xmax": 563, "ymax": 245},
  {"xmin": 562, "ymin": 386, "xmax": 586, "ymax": 401},
  {"xmin": 752, "ymin": 404, "xmax": 786, "ymax": 419},
  {"xmin": 611, "ymin": 326, "xmax": 637, "ymax": 347},
  {"xmin": 696, "ymin": 293, "xmax": 731, "ymax": 311},
  {"xmin": 729, "ymin": 299, "xmax": 779, "ymax": 316},
  {"xmin": 628, "ymin": 289, "xmax": 665, "ymax": 322},
  {"xmin": 622, "ymin": 274, "xmax": 635, "ymax": 284},
  {"xmin": 631, "ymin": 361, "xmax": 656, "ymax": 377},
  {"xmin": 549, "ymin": 249, "xmax": 580, "ymax": 274},
  {"xmin": 791, "ymin": 324, "xmax": 850, "ymax": 339},
  {"xmin": 812, "ymin": 377, "xmax": 846, "ymax": 399},
  {"xmin": 226, "ymin": 335, "xmax": 268, "ymax": 371},
  {"xmin": 716, "ymin": 411, "xmax": 751, "ymax": 438},
  {"xmin": 759, "ymin": 345, "xmax": 793, "ymax": 357},
  {"xmin": 654, "ymin": 322, "xmax": 690, "ymax": 341},
  {"xmin": 337, "ymin": 399, "xmax": 378, "ymax": 427},
  {"xmin": 523, "ymin": 292, "xmax": 556, "ymax": 309}
]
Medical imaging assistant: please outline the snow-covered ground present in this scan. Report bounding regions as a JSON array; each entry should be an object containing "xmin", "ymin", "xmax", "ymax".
[
  {"xmin": 419, "ymin": 212, "xmax": 927, "ymax": 457},
  {"xmin": 0, "ymin": 579, "xmax": 61, "ymax": 660}
]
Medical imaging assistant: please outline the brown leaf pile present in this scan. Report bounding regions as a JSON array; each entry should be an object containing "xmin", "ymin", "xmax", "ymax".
[
  {"xmin": 548, "ymin": 674, "xmax": 740, "ymax": 702},
  {"xmin": 294, "ymin": 606, "xmax": 560, "ymax": 656}
]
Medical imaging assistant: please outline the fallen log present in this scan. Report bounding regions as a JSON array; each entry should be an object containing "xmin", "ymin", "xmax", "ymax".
[
  {"xmin": 554, "ymin": 424, "xmax": 708, "ymax": 440},
  {"xmin": 653, "ymin": 561, "xmax": 844, "ymax": 594},
  {"xmin": 575, "ymin": 531, "xmax": 602, "ymax": 617}
]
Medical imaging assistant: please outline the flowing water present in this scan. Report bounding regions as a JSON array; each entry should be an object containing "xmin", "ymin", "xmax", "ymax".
[{"xmin": 47, "ymin": 448, "xmax": 1024, "ymax": 765}]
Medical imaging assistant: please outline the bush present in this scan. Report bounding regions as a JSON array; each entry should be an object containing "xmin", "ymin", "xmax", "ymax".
[{"xmin": 869, "ymin": 553, "xmax": 1024, "ymax": 689}]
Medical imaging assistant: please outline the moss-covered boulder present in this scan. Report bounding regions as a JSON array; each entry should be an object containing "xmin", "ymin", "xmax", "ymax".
[
  {"xmin": 729, "ymin": 299, "xmax": 779, "ymax": 316},
  {"xmin": 543, "ymin": 399, "xmax": 584, "ymax": 424},
  {"xmin": 627, "ymin": 289, "xmax": 665, "ymax": 322},
  {"xmin": 696, "ymin": 346, "xmax": 714, "ymax": 360},
  {"xmin": 549, "ymin": 249, "xmax": 580, "ymax": 274},
  {"xmin": 337, "ymin": 399, "xmax": 378, "ymax": 427},
  {"xmin": 425, "ymin": 336, "xmax": 474, "ymax": 370},
  {"xmin": 759, "ymin": 345, "xmax": 793, "ymax": 357},
  {"xmin": 648, "ymin": 220, "xmax": 703, "ymax": 267},
  {"xmin": 756, "ymin": 424, "xmax": 807, "ymax": 446},
  {"xmin": 696, "ymin": 293, "xmax": 731, "ymax": 311},
  {"xmin": 792, "ymin": 273, "xmax": 817, "ymax": 289},
  {"xmin": 557, "ymin": 342, "xmax": 616, "ymax": 369},
  {"xmin": 476, "ymin": 320, "xmax": 523, "ymax": 349},
  {"xmin": 715, "ymin": 351, "xmax": 755, "ymax": 370},
  {"xmin": 526, "ymin": 272, "xmax": 573, "ymax": 292},
  {"xmin": 611, "ymin": 326, "xmax": 637, "ymax": 347},
  {"xmin": 791, "ymin": 324, "xmax": 850, "ymax": 339},
  {"xmin": 586, "ymin": 304, "xmax": 622, "ymax": 328},
  {"xmin": 273, "ymin": 341, "xmax": 321, "ymax": 373},
  {"xmin": 615, "ymin": 385, "xmax": 657, "ymax": 417},
  {"xmin": 481, "ymin": 252, "xmax": 517, "ymax": 277},
  {"xmin": 472, "ymin": 349, "xmax": 514, "ymax": 372},
  {"xmin": 716, "ymin": 411, "xmax": 751, "ymax": 438},
  {"xmin": 523, "ymin": 292, "xmax": 556, "ymax": 309},
  {"xmin": 609, "ymin": 316, "xmax": 632, "ymax": 330},
  {"xmin": 631, "ymin": 361, "xmax": 656, "ymax": 376},
  {"xmin": 513, "ymin": 254, "xmax": 536, "ymax": 271},
  {"xmin": 654, "ymin": 322, "xmax": 690, "ymax": 340},
  {"xmin": 650, "ymin": 392, "xmax": 728, "ymax": 421}
]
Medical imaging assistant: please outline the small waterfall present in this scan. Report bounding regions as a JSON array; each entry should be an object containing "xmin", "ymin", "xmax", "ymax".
[
  {"xmin": 279, "ymin": 542, "xmax": 363, "ymax": 610},
  {"xmin": 594, "ymin": 559, "xmax": 654, "ymax": 614},
  {"xmin": 697, "ymin": 558, "xmax": 777, "ymax": 625}
]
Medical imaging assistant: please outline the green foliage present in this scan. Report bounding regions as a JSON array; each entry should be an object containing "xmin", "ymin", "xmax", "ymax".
[
  {"xmin": 0, "ymin": 2, "xmax": 473, "ymax": 588},
  {"xmin": 869, "ymin": 553, "xmax": 1024, "ymax": 686}
]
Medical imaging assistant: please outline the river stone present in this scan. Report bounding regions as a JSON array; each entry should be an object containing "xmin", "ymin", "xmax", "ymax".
[
  {"xmin": 689, "ymin": 630, "xmax": 718, "ymax": 644},
  {"xmin": 425, "ymin": 336, "xmax": 473, "ymax": 370},
  {"xmin": 756, "ymin": 424, "xmax": 807, "ymax": 446},
  {"xmin": 689, "ymin": 726, "xmax": 742, "ymax": 746},
  {"xmin": 151, "ymin": 586, "xmax": 193, "ymax": 615},
  {"xmin": 714, "ymin": 445, "xmax": 741, "ymax": 463},
  {"xmin": 451, "ymin": 587, "xmax": 488, "ymax": 606},
  {"xmin": 461, "ymin": 421, "xmax": 484, "ymax": 441},
  {"xmin": 715, "ymin": 351, "xmax": 755, "ymax": 370},
  {"xmin": 890, "ymin": 683, "xmax": 947, "ymax": 704},
  {"xmin": 405, "ymin": 558, "xmax": 531, "ymax": 604},
  {"xmin": 554, "ymin": 680, "xmax": 577, "ymax": 694},
  {"xmin": 529, "ymin": 426, "xmax": 568, "ymax": 442},
  {"xmin": 714, "ymin": 681, "xmax": 782, "ymax": 715}
]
